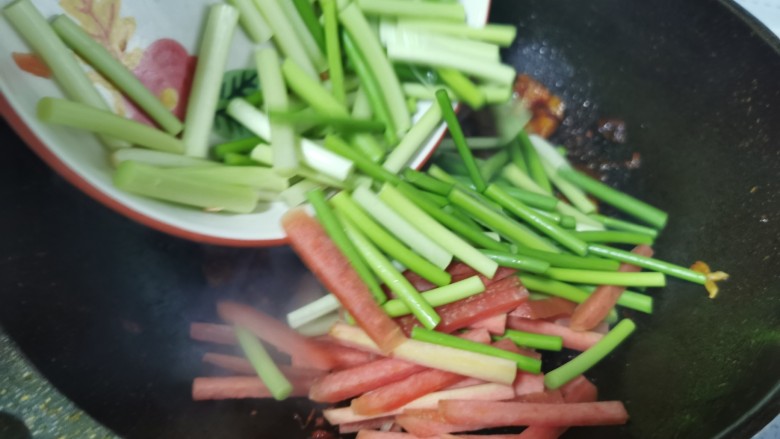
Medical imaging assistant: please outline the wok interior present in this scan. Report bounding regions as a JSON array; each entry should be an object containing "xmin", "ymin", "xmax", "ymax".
[{"xmin": 0, "ymin": 0, "xmax": 779, "ymax": 437}]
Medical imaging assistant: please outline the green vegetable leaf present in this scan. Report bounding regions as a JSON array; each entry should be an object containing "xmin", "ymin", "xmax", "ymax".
[{"xmin": 214, "ymin": 69, "xmax": 261, "ymax": 141}]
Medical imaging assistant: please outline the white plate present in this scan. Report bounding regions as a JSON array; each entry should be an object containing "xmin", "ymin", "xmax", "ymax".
[{"xmin": 0, "ymin": 0, "xmax": 491, "ymax": 246}]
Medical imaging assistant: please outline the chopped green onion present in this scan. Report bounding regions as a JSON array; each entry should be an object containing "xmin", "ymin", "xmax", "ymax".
[
  {"xmin": 508, "ymin": 137, "xmax": 529, "ymax": 174},
  {"xmin": 342, "ymin": 32, "xmax": 397, "ymax": 145},
  {"xmin": 282, "ymin": 58, "xmax": 348, "ymax": 116},
  {"xmin": 479, "ymin": 150, "xmax": 510, "ymax": 182},
  {"xmin": 235, "ymin": 327, "xmax": 293, "ymax": 400},
  {"xmin": 249, "ymin": 144, "xmax": 273, "ymax": 165},
  {"xmin": 292, "ymin": 0, "xmax": 326, "ymax": 53},
  {"xmin": 340, "ymin": 4, "xmax": 410, "ymax": 137},
  {"xmin": 297, "ymin": 166, "xmax": 352, "ymax": 189},
  {"xmin": 183, "ymin": 4, "xmax": 239, "ymax": 157},
  {"xmin": 386, "ymin": 35, "xmax": 515, "ymax": 85},
  {"xmin": 484, "ymin": 184, "xmax": 589, "ymax": 256},
  {"xmin": 619, "ymin": 290, "xmax": 654, "ymax": 314},
  {"xmin": 500, "ymin": 329, "xmax": 563, "ymax": 351},
  {"xmin": 434, "ymin": 170, "xmax": 511, "ymax": 212},
  {"xmin": 519, "ymin": 274, "xmax": 653, "ymax": 314},
  {"xmin": 477, "ymin": 251, "xmax": 550, "ymax": 275},
  {"xmin": 255, "ymin": 190, "xmax": 282, "ymax": 203},
  {"xmin": 396, "ymin": 183, "xmax": 509, "ymax": 253},
  {"xmin": 456, "ymin": 179, "xmax": 558, "ymax": 212},
  {"xmin": 244, "ymin": 89, "xmax": 265, "ymax": 107},
  {"xmin": 321, "ymin": 0, "xmax": 346, "ymax": 104},
  {"xmin": 449, "ymin": 189, "xmax": 559, "ymax": 253},
  {"xmin": 351, "ymin": 87, "xmax": 373, "ymax": 119},
  {"xmin": 113, "ymin": 161, "xmax": 258, "ymax": 213},
  {"xmin": 501, "ymin": 163, "xmax": 548, "ymax": 195},
  {"xmin": 214, "ymin": 137, "xmax": 262, "ymax": 159},
  {"xmin": 111, "ymin": 149, "xmax": 218, "ymax": 168},
  {"xmin": 437, "ymin": 157, "xmax": 475, "ymax": 175},
  {"xmin": 438, "ymin": 68, "xmax": 485, "ymax": 109},
  {"xmin": 427, "ymin": 163, "xmax": 460, "ymax": 184},
  {"xmin": 403, "ymin": 169, "xmax": 454, "ymax": 196},
  {"xmin": 224, "ymin": 153, "xmax": 262, "ymax": 166},
  {"xmin": 492, "ymin": 92, "xmax": 535, "ymax": 144},
  {"xmin": 545, "ymin": 268, "xmax": 666, "ymax": 287},
  {"xmin": 480, "ymin": 84, "xmax": 514, "ymax": 105},
  {"xmin": 252, "ymin": 0, "xmax": 318, "ymax": 79},
  {"xmin": 276, "ymin": 0, "xmax": 327, "ymax": 72},
  {"xmin": 337, "ymin": 211, "xmax": 441, "ymax": 329},
  {"xmin": 330, "ymin": 323, "xmax": 517, "ymax": 384},
  {"xmin": 522, "ymin": 208, "xmax": 563, "ymax": 226},
  {"xmin": 295, "ymin": 311, "xmax": 341, "ymax": 337},
  {"xmin": 358, "ymin": 0, "xmax": 465, "ymax": 21},
  {"xmin": 280, "ymin": 179, "xmax": 321, "ymax": 207},
  {"xmin": 286, "ymin": 293, "xmax": 342, "ymax": 328},
  {"xmin": 350, "ymin": 133, "xmax": 386, "ymax": 163},
  {"xmin": 3, "ymin": 0, "xmax": 127, "ymax": 149},
  {"xmin": 403, "ymin": 83, "xmax": 511, "ymax": 105},
  {"xmin": 382, "ymin": 276, "xmax": 485, "ymax": 318},
  {"xmin": 226, "ymin": 99, "xmax": 272, "ymax": 137},
  {"xmin": 504, "ymin": 248, "xmax": 619, "ymax": 271},
  {"xmin": 227, "ymin": 0, "xmax": 273, "ymax": 43},
  {"xmin": 588, "ymin": 244, "xmax": 707, "ymax": 285},
  {"xmin": 308, "ymin": 188, "xmax": 386, "ymax": 303},
  {"xmin": 545, "ymin": 319, "xmax": 636, "ymax": 389},
  {"xmin": 605, "ymin": 308, "xmax": 620, "ymax": 324},
  {"xmin": 559, "ymin": 214, "xmax": 578, "ymax": 230},
  {"xmin": 299, "ymin": 140, "xmax": 355, "ymax": 182},
  {"xmin": 522, "ymin": 208, "xmax": 574, "ymax": 227},
  {"xmin": 380, "ymin": 184, "xmax": 499, "ymax": 278},
  {"xmin": 555, "ymin": 202, "xmax": 606, "ymax": 231},
  {"xmin": 257, "ymin": 47, "xmax": 299, "ymax": 175},
  {"xmin": 396, "ymin": 19, "xmax": 517, "ymax": 46},
  {"xmin": 518, "ymin": 131, "xmax": 553, "ymax": 194},
  {"xmin": 444, "ymin": 205, "xmax": 486, "ymax": 233},
  {"xmin": 406, "ymin": 96, "xmax": 418, "ymax": 113},
  {"xmin": 227, "ymin": 100, "xmax": 353, "ymax": 181},
  {"xmin": 37, "ymin": 98, "xmax": 184, "ymax": 154},
  {"xmin": 558, "ymin": 168, "xmax": 668, "ymax": 229},
  {"xmin": 572, "ymin": 231, "xmax": 654, "ymax": 245},
  {"xmin": 167, "ymin": 166, "xmax": 288, "ymax": 192},
  {"xmin": 439, "ymin": 136, "xmax": 504, "ymax": 151},
  {"xmin": 525, "ymin": 133, "xmax": 569, "ymax": 174},
  {"xmin": 344, "ymin": 88, "xmax": 386, "ymax": 162},
  {"xmin": 269, "ymin": 110, "xmax": 386, "ymax": 134},
  {"xmin": 541, "ymin": 158, "xmax": 597, "ymax": 215},
  {"xmin": 342, "ymin": 74, "xmax": 362, "ymax": 93},
  {"xmin": 323, "ymin": 136, "xmax": 401, "ymax": 185},
  {"xmin": 411, "ymin": 327, "xmax": 541, "ymax": 374},
  {"xmin": 523, "ymin": 209, "xmax": 576, "ymax": 230},
  {"xmin": 388, "ymin": 30, "xmax": 502, "ymax": 64},
  {"xmin": 51, "ymin": 15, "xmax": 183, "ymax": 136},
  {"xmin": 436, "ymin": 90, "xmax": 486, "ymax": 192},
  {"xmin": 517, "ymin": 274, "xmax": 591, "ymax": 303},
  {"xmin": 331, "ymin": 191, "xmax": 451, "ymax": 287},
  {"xmin": 401, "ymin": 83, "xmax": 452, "ymax": 100},
  {"xmin": 417, "ymin": 189, "xmax": 450, "ymax": 208},
  {"xmin": 353, "ymin": 186, "xmax": 453, "ymax": 269},
  {"xmin": 383, "ymin": 103, "xmax": 443, "ymax": 173}
]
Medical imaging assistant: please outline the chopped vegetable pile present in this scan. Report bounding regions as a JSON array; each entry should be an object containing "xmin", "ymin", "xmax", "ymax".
[
  {"xmin": 4, "ymin": 0, "xmax": 729, "ymax": 437},
  {"xmin": 4, "ymin": 0, "xmax": 519, "ymax": 212}
]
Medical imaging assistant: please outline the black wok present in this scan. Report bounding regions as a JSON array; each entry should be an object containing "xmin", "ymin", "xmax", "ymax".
[{"xmin": 1, "ymin": 0, "xmax": 778, "ymax": 437}]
